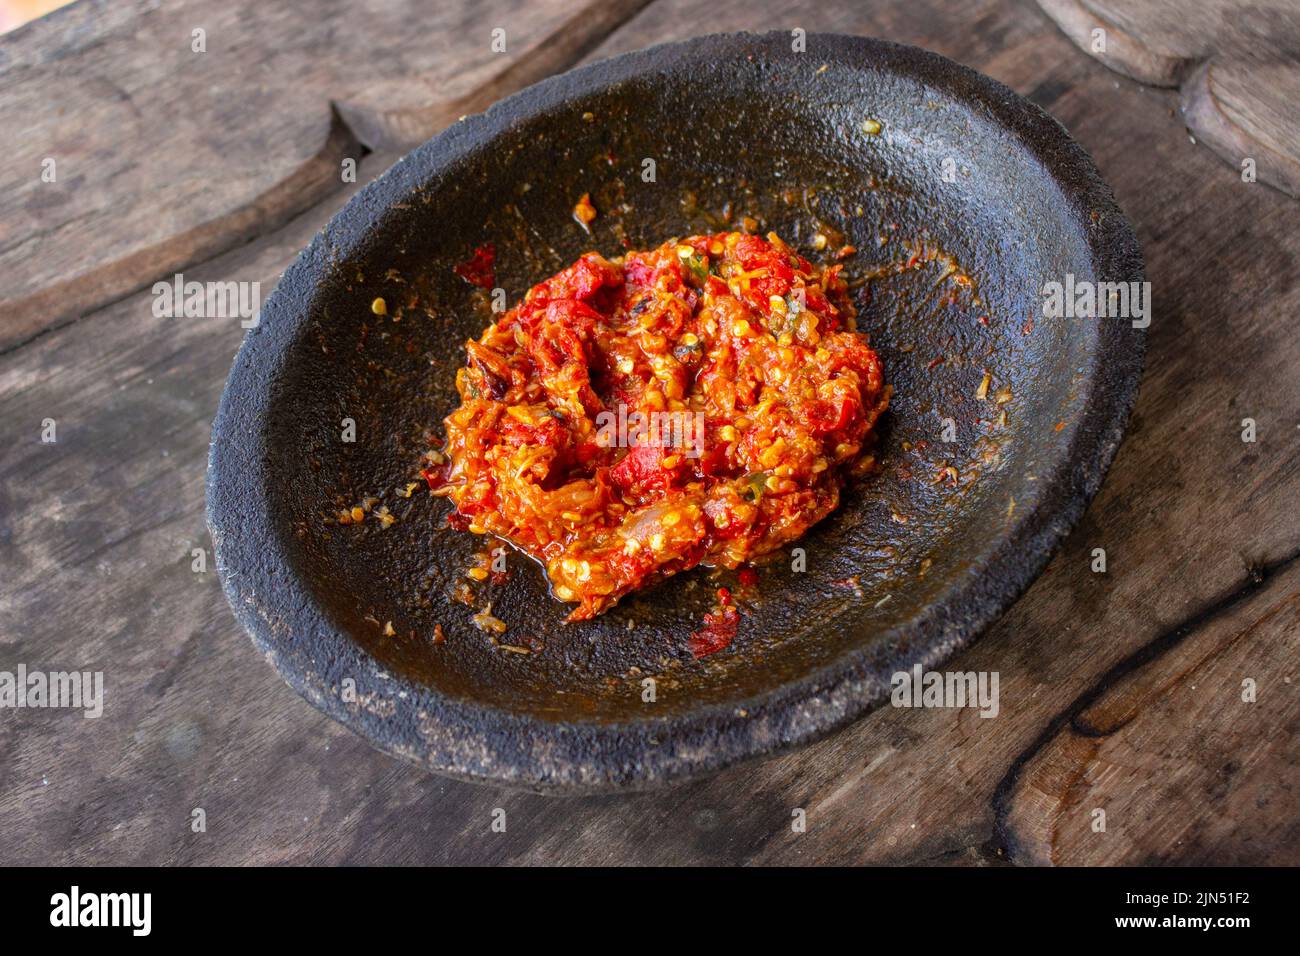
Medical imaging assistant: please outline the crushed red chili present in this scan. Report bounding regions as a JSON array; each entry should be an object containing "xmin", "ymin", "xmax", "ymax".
[
  {"xmin": 454, "ymin": 243, "xmax": 497, "ymax": 290},
  {"xmin": 688, "ymin": 603, "xmax": 740, "ymax": 658},
  {"xmin": 431, "ymin": 231, "xmax": 889, "ymax": 621}
]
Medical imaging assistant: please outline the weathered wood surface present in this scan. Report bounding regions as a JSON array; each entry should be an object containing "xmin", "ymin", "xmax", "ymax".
[
  {"xmin": 1037, "ymin": 0, "xmax": 1300, "ymax": 197},
  {"xmin": 0, "ymin": 0, "xmax": 653, "ymax": 352},
  {"xmin": 0, "ymin": 0, "xmax": 1297, "ymax": 865}
]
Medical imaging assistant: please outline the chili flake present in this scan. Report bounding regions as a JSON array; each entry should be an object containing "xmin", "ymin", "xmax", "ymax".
[{"xmin": 454, "ymin": 243, "xmax": 497, "ymax": 290}]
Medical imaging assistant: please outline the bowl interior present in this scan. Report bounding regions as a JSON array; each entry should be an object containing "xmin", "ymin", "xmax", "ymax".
[{"xmin": 258, "ymin": 39, "xmax": 1108, "ymax": 724}]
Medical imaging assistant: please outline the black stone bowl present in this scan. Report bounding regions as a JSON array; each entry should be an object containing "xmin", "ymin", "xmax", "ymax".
[{"xmin": 207, "ymin": 32, "xmax": 1144, "ymax": 792}]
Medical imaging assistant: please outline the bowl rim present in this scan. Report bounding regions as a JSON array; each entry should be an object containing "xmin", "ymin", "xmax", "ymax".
[{"xmin": 206, "ymin": 30, "xmax": 1145, "ymax": 793}]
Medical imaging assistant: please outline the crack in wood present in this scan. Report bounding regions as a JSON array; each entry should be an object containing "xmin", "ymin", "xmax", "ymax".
[{"xmin": 985, "ymin": 543, "xmax": 1300, "ymax": 864}]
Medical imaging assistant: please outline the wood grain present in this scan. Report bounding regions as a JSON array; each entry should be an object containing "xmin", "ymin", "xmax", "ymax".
[
  {"xmin": 0, "ymin": 0, "xmax": 652, "ymax": 352},
  {"xmin": 1000, "ymin": 557, "xmax": 1299, "ymax": 865},
  {"xmin": 0, "ymin": 0, "xmax": 1298, "ymax": 865},
  {"xmin": 1036, "ymin": 0, "xmax": 1300, "ymax": 197}
]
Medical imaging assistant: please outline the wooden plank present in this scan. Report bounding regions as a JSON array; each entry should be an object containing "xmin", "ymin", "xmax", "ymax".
[
  {"xmin": 999, "ymin": 558, "xmax": 1300, "ymax": 865},
  {"xmin": 0, "ymin": 0, "xmax": 1297, "ymax": 864},
  {"xmin": 0, "ymin": 0, "xmax": 652, "ymax": 352},
  {"xmin": 1036, "ymin": 0, "xmax": 1300, "ymax": 197},
  {"xmin": 0, "ymin": 159, "xmax": 383, "ymax": 865}
]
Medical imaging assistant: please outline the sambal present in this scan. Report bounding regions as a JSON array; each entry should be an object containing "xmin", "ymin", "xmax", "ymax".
[{"xmin": 430, "ymin": 231, "xmax": 889, "ymax": 621}]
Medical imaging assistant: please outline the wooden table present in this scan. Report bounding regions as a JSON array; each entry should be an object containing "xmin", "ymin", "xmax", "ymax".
[{"xmin": 1, "ymin": 0, "xmax": 1296, "ymax": 866}]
